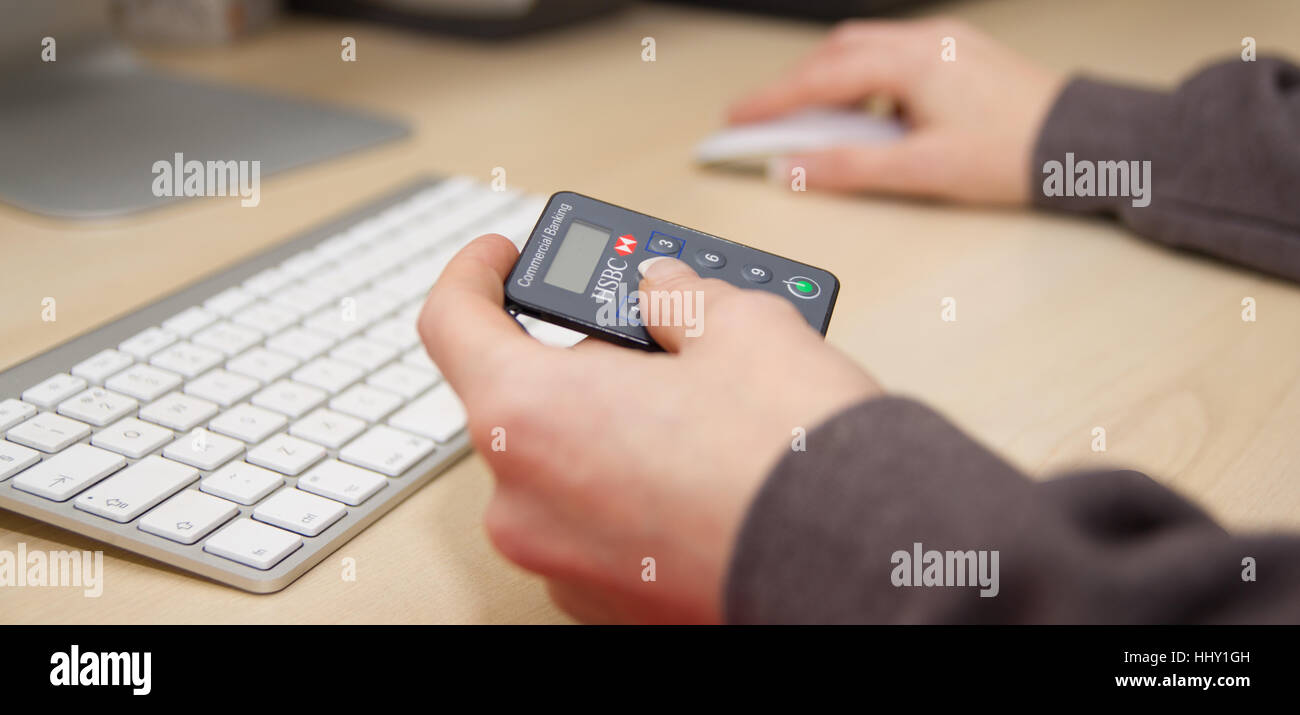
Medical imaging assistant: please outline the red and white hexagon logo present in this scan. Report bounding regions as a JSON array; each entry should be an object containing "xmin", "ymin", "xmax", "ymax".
[{"xmin": 614, "ymin": 234, "xmax": 637, "ymax": 256}]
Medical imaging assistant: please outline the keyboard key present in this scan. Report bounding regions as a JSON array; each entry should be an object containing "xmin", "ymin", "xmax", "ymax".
[
  {"xmin": 232, "ymin": 302, "xmax": 298, "ymax": 334},
  {"xmin": 149, "ymin": 342, "xmax": 224, "ymax": 379},
  {"xmin": 7, "ymin": 412, "xmax": 92, "ymax": 452},
  {"xmin": 350, "ymin": 289, "xmax": 399, "ymax": 322},
  {"xmin": 71, "ymin": 349, "xmax": 134, "ymax": 384},
  {"xmin": 369, "ymin": 266, "xmax": 435, "ymax": 302},
  {"xmin": 280, "ymin": 249, "xmax": 333, "ymax": 277},
  {"xmin": 289, "ymin": 408, "xmax": 365, "ymax": 449},
  {"xmin": 388, "ymin": 383, "xmax": 467, "ymax": 443},
  {"xmin": 269, "ymin": 284, "xmax": 331, "ymax": 315},
  {"xmin": 161, "ymin": 306, "xmax": 218, "ymax": 337},
  {"xmin": 242, "ymin": 268, "xmax": 293, "ymax": 296},
  {"xmin": 339, "ymin": 425, "xmax": 434, "ymax": 477},
  {"xmin": 56, "ymin": 387, "xmax": 138, "ymax": 427},
  {"xmin": 366, "ymin": 363, "xmax": 437, "ymax": 400},
  {"xmin": 204, "ymin": 518, "xmax": 302, "ymax": 570},
  {"xmin": 264, "ymin": 328, "xmax": 334, "ymax": 362},
  {"xmin": 22, "ymin": 373, "xmax": 88, "ymax": 409},
  {"xmin": 303, "ymin": 270, "xmax": 362, "ymax": 301},
  {"xmin": 209, "ymin": 404, "xmax": 287, "ymax": 443},
  {"xmin": 91, "ymin": 417, "xmax": 173, "ymax": 458},
  {"xmin": 397, "ymin": 300, "xmax": 423, "ymax": 324},
  {"xmin": 201, "ymin": 461, "xmax": 283, "ymax": 505},
  {"xmin": 118, "ymin": 327, "xmax": 177, "ymax": 360},
  {"xmin": 74, "ymin": 455, "xmax": 198, "ymax": 523},
  {"xmin": 401, "ymin": 349, "xmax": 441, "ymax": 377},
  {"xmin": 297, "ymin": 459, "xmax": 387, "ymax": 506},
  {"xmin": 251, "ymin": 380, "xmax": 326, "ymax": 418},
  {"xmin": 11, "ymin": 443, "xmax": 125, "ymax": 501},
  {"xmin": 192, "ymin": 322, "xmax": 262, "ymax": 356},
  {"xmin": 105, "ymin": 363, "xmax": 183, "ymax": 402},
  {"xmin": 139, "ymin": 392, "xmax": 220, "ymax": 431},
  {"xmin": 226, "ymin": 347, "xmax": 298, "ymax": 384},
  {"xmin": 0, "ymin": 398, "xmax": 37, "ymax": 432},
  {"xmin": 291, "ymin": 357, "xmax": 364, "ymax": 394},
  {"xmin": 163, "ymin": 428, "xmax": 244, "ymax": 471},
  {"xmin": 330, "ymin": 338, "xmax": 397, "ymax": 371},
  {"xmin": 365, "ymin": 318, "xmax": 420, "ymax": 350},
  {"xmin": 253, "ymin": 488, "xmax": 346, "ymax": 537},
  {"xmin": 184, "ymin": 369, "xmax": 260, "ymax": 407},
  {"xmin": 246, "ymin": 433, "xmax": 326, "ymax": 476},
  {"xmin": 139, "ymin": 489, "xmax": 238, "ymax": 544},
  {"xmin": 303, "ymin": 306, "xmax": 367, "ymax": 340},
  {"xmin": 203, "ymin": 286, "xmax": 256, "ymax": 316},
  {"xmin": 329, "ymin": 384, "xmax": 402, "ymax": 422},
  {"xmin": 0, "ymin": 440, "xmax": 41, "ymax": 481}
]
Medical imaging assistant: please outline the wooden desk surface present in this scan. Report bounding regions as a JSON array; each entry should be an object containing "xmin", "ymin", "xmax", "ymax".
[{"xmin": 3, "ymin": 0, "xmax": 1299, "ymax": 623}]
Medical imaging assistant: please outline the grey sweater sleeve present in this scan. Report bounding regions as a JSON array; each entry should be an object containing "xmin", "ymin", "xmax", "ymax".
[
  {"xmin": 724, "ymin": 398, "xmax": 1300, "ymax": 623},
  {"xmin": 1031, "ymin": 57, "xmax": 1300, "ymax": 282},
  {"xmin": 722, "ymin": 58, "xmax": 1300, "ymax": 623}
]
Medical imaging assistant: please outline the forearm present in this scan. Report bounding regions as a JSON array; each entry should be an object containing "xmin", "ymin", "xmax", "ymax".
[
  {"xmin": 1030, "ymin": 57, "xmax": 1300, "ymax": 282},
  {"xmin": 724, "ymin": 397, "xmax": 1300, "ymax": 623}
]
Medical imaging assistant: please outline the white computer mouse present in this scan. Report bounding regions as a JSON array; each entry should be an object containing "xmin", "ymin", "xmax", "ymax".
[{"xmin": 694, "ymin": 108, "xmax": 905, "ymax": 171}]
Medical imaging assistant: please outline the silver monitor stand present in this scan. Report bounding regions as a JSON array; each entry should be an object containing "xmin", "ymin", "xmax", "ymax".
[{"xmin": 0, "ymin": 1, "xmax": 407, "ymax": 219}]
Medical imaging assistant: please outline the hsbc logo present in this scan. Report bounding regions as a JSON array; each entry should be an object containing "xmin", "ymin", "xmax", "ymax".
[{"xmin": 614, "ymin": 234, "xmax": 637, "ymax": 256}]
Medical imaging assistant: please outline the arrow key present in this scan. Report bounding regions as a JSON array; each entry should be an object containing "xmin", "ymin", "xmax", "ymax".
[
  {"xmin": 74, "ymin": 455, "xmax": 198, "ymax": 523},
  {"xmin": 139, "ymin": 489, "xmax": 238, "ymax": 544},
  {"xmin": 11, "ymin": 444, "xmax": 124, "ymax": 501}
]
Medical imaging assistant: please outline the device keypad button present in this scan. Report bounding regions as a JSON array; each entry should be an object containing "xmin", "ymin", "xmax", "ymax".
[
  {"xmin": 645, "ymin": 232, "xmax": 683, "ymax": 256},
  {"xmin": 742, "ymin": 264, "xmax": 773, "ymax": 284},
  {"xmin": 695, "ymin": 249, "xmax": 726, "ymax": 269}
]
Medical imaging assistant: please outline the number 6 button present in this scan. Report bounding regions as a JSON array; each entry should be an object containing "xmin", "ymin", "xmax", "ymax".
[{"xmin": 695, "ymin": 249, "xmax": 726, "ymax": 269}]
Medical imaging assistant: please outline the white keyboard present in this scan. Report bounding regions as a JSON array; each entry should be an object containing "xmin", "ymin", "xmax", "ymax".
[{"xmin": 0, "ymin": 177, "xmax": 583, "ymax": 592}]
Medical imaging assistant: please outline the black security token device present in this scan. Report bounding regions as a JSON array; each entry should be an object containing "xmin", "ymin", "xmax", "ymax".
[{"xmin": 505, "ymin": 192, "xmax": 839, "ymax": 350}]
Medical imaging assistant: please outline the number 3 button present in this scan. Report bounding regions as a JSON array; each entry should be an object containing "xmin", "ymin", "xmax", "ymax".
[
  {"xmin": 645, "ymin": 232, "xmax": 683, "ymax": 256},
  {"xmin": 695, "ymin": 249, "xmax": 726, "ymax": 269}
]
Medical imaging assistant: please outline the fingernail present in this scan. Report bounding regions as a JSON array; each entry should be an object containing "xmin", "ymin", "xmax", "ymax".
[
  {"xmin": 766, "ymin": 156, "xmax": 791, "ymax": 186},
  {"xmin": 638, "ymin": 256, "xmax": 689, "ymax": 281}
]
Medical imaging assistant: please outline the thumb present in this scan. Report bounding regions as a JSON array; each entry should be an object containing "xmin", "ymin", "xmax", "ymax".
[
  {"xmin": 768, "ymin": 138, "xmax": 940, "ymax": 197},
  {"xmin": 634, "ymin": 256, "xmax": 736, "ymax": 353}
]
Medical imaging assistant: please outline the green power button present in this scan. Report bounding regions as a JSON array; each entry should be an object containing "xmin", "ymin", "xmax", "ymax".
[{"xmin": 784, "ymin": 276, "xmax": 821, "ymax": 300}]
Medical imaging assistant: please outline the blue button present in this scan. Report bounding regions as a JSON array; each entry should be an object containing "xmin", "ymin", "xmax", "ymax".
[{"xmin": 645, "ymin": 232, "xmax": 684, "ymax": 257}]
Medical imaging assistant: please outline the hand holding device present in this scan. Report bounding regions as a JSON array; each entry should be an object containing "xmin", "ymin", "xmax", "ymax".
[
  {"xmin": 727, "ymin": 17, "xmax": 1064, "ymax": 205},
  {"xmin": 506, "ymin": 192, "xmax": 839, "ymax": 351},
  {"xmin": 418, "ymin": 234, "xmax": 881, "ymax": 623}
]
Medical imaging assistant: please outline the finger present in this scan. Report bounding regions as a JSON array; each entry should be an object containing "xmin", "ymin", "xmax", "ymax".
[
  {"xmin": 768, "ymin": 135, "xmax": 949, "ymax": 198},
  {"xmin": 567, "ymin": 335, "xmax": 622, "ymax": 355},
  {"xmin": 634, "ymin": 256, "xmax": 738, "ymax": 353},
  {"xmin": 418, "ymin": 234, "xmax": 546, "ymax": 401},
  {"xmin": 727, "ymin": 38, "xmax": 918, "ymax": 124}
]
